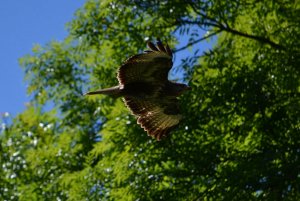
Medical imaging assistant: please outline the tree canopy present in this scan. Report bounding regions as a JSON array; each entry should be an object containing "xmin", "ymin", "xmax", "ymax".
[{"xmin": 1, "ymin": 0, "xmax": 299, "ymax": 200}]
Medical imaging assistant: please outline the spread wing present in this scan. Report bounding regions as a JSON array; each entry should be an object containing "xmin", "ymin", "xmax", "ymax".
[
  {"xmin": 117, "ymin": 41, "xmax": 173, "ymax": 86},
  {"xmin": 123, "ymin": 97, "xmax": 182, "ymax": 140}
]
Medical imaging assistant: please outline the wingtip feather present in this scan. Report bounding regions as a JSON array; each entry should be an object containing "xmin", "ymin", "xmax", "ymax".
[
  {"xmin": 147, "ymin": 41, "xmax": 158, "ymax": 51},
  {"xmin": 165, "ymin": 43, "xmax": 173, "ymax": 57},
  {"xmin": 156, "ymin": 40, "xmax": 167, "ymax": 53}
]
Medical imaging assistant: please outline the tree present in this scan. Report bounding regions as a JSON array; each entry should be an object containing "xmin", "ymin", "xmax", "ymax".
[{"xmin": 1, "ymin": 0, "xmax": 299, "ymax": 200}]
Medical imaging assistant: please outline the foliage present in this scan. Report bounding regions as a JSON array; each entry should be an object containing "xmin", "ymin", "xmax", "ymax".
[{"xmin": 1, "ymin": 0, "xmax": 299, "ymax": 200}]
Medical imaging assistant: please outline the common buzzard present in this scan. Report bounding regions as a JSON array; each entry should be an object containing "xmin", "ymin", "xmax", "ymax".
[{"xmin": 86, "ymin": 39, "xmax": 190, "ymax": 140}]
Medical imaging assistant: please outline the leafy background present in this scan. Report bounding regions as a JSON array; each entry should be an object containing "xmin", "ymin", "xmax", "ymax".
[{"xmin": 1, "ymin": 0, "xmax": 299, "ymax": 200}]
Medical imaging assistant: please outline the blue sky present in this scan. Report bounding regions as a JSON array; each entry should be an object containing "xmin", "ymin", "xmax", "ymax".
[
  {"xmin": 0, "ymin": 1, "xmax": 85, "ymax": 117},
  {"xmin": 0, "ymin": 1, "xmax": 213, "ymax": 119}
]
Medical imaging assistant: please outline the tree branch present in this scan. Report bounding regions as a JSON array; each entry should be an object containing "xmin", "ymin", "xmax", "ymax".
[
  {"xmin": 221, "ymin": 25, "xmax": 286, "ymax": 50},
  {"xmin": 178, "ymin": 4, "xmax": 287, "ymax": 51},
  {"xmin": 178, "ymin": 19, "xmax": 286, "ymax": 50}
]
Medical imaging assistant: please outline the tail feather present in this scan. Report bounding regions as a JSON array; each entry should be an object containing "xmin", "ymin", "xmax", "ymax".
[{"xmin": 85, "ymin": 86, "xmax": 121, "ymax": 96}]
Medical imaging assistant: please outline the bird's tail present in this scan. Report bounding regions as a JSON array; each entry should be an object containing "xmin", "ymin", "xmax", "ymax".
[{"xmin": 84, "ymin": 86, "xmax": 122, "ymax": 96}]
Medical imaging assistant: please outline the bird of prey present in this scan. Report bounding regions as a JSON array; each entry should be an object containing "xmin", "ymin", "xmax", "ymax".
[{"xmin": 85, "ymin": 39, "xmax": 190, "ymax": 140}]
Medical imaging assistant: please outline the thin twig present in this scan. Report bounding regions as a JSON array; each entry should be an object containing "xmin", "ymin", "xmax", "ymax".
[{"xmin": 174, "ymin": 30, "xmax": 222, "ymax": 53}]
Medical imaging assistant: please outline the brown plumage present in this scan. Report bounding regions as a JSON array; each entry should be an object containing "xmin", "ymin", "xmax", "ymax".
[{"xmin": 85, "ymin": 39, "xmax": 190, "ymax": 140}]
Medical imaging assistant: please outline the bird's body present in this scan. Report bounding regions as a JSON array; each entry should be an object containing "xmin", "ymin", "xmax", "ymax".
[{"xmin": 86, "ymin": 40, "xmax": 190, "ymax": 140}]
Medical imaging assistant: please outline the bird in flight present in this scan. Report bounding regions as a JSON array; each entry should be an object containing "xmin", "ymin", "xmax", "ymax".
[{"xmin": 85, "ymin": 39, "xmax": 190, "ymax": 140}]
